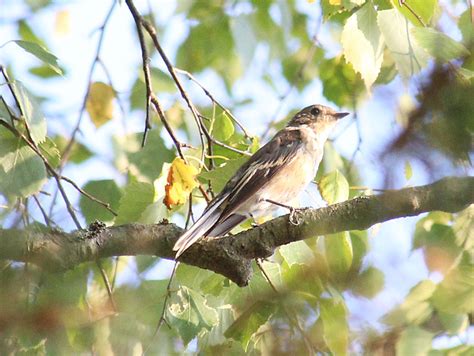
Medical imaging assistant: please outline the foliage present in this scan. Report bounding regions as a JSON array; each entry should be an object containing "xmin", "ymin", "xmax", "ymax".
[{"xmin": 0, "ymin": 0, "xmax": 472, "ymax": 354}]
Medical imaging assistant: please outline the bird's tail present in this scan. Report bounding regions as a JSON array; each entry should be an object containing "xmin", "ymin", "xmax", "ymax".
[{"xmin": 173, "ymin": 203, "xmax": 222, "ymax": 258}]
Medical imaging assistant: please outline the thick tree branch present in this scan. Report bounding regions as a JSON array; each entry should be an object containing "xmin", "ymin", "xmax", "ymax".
[{"xmin": 1, "ymin": 177, "xmax": 472, "ymax": 286}]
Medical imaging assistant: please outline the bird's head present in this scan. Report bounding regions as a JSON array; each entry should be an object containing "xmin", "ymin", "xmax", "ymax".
[{"xmin": 287, "ymin": 104, "xmax": 349, "ymax": 132}]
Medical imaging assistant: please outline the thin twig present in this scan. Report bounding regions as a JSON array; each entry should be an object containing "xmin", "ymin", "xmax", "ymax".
[
  {"xmin": 0, "ymin": 73, "xmax": 118, "ymax": 312},
  {"xmin": 399, "ymin": 0, "xmax": 426, "ymax": 27},
  {"xmin": 255, "ymin": 260, "xmax": 315, "ymax": 354},
  {"xmin": 60, "ymin": 0, "xmax": 117, "ymax": 165},
  {"xmin": 61, "ymin": 175, "xmax": 118, "ymax": 216},
  {"xmin": 33, "ymin": 194, "xmax": 52, "ymax": 226},
  {"xmin": 175, "ymin": 68, "xmax": 252, "ymax": 138},
  {"xmin": 143, "ymin": 262, "xmax": 179, "ymax": 355},
  {"xmin": 262, "ymin": 20, "xmax": 322, "ymax": 139},
  {"xmin": 125, "ymin": 0, "xmax": 205, "ymax": 158}
]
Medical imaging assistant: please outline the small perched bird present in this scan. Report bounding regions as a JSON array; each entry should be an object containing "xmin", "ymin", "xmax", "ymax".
[{"xmin": 173, "ymin": 104, "xmax": 349, "ymax": 257}]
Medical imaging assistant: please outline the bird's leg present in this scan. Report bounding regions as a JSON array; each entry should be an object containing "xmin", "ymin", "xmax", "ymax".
[
  {"xmin": 249, "ymin": 213, "xmax": 259, "ymax": 228},
  {"xmin": 263, "ymin": 198, "xmax": 303, "ymax": 225}
]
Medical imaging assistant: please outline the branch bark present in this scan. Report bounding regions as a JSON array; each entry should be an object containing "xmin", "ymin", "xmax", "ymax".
[{"xmin": 1, "ymin": 176, "xmax": 472, "ymax": 286}]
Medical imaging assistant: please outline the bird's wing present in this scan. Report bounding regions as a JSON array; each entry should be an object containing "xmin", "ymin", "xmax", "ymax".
[
  {"xmin": 173, "ymin": 128, "xmax": 303, "ymax": 258},
  {"xmin": 216, "ymin": 128, "xmax": 304, "ymax": 222}
]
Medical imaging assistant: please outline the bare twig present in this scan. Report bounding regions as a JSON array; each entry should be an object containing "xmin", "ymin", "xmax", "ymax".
[
  {"xmin": 175, "ymin": 68, "xmax": 252, "ymax": 138},
  {"xmin": 125, "ymin": 0, "xmax": 207, "ymax": 160},
  {"xmin": 0, "ymin": 69, "xmax": 118, "ymax": 311},
  {"xmin": 61, "ymin": 176, "xmax": 118, "ymax": 216},
  {"xmin": 143, "ymin": 262, "xmax": 178, "ymax": 355},
  {"xmin": 61, "ymin": 0, "xmax": 117, "ymax": 164},
  {"xmin": 262, "ymin": 20, "xmax": 322, "ymax": 139},
  {"xmin": 398, "ymin": 0, "xmax": 426, "ymax": 27},
  {"xmin": 255, "ymin": 260, "xmax": 315, "ymax": 353}
]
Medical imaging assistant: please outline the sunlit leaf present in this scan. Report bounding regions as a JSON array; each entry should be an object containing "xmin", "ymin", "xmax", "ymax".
[
  {"xmin": 318, "ymin": 170, "xmax": 349, "ymax": 204},
  {"xmin": 212, "ymin": 112, "xmax": 235, "ymax": 142},
  {"xmin": 164, "ymin": 158, "xmax": 199, "ymax": 209},
  {"xmin": 432, "ymin": 262, "xmax": 474, "ymax": 314},
  {"xmin": 12, "ymin": 81, "xmax": 47, "ymax": 144},
  {"xmin": 86, "ymin": 82, "xmax": 115, "ymax": 128},
  {"xmin": 55, "ymin": 9, "xmax": 70, "ymax": 35},
  {"xmin": 438, "ymin": 312, "xmax": 469, "ymax": 335},
  {"xmin": 377, "ymin": 9, "xmax": 429, "ymax": 79},
  {"xmin": 351, "ymin": 266, "xmax": 385, "ymax": 298},
  {"xmin": 342, "ymin": 2, "xmax": 383, "ymax": 90},
  {"xmin": 279, "ymin": 240, "xmax": 314, "ymax": 267},
  {"xmin": 13, "ymin": 40, "xmax": 63, "ymax": 75},
  {"xmin": 39, "ymin": 137, "xmax": 61, "ymax": 168},
  {"xmin": 383, "ymin": 280, "xmax": 436, "ymax": 327},
  {"xmin": 320, "ymin": 298, "xmax": 348, "ymax": 356},
  {"xmin": 396, "ymin": 326, "xmax": 433, "ymax": 356},
  {"xmin": 412, "ymin": 27, "xmax": 470, "ymax": 62},
  {"xmin": 325, "ymin": 231, "xmax": 353, "ymax": 277},
  {"xmin": 404, "ymin": 160, "xmax": 413, "ymax": 181},
  {"xmin": 392, "ymin": 0, "xmax": 437, "ymax": 26},
  {"xmin": 0, "ymin": 130, "xmax": 47, "ymax": 197}
]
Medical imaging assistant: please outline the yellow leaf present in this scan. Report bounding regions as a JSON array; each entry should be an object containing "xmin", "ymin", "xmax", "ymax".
[
  {"xmin": 86, "ymin": 82, "xmax": 115, "ymax": 128},
  {"xmin": 164, "ymin": 158, "xmax": 199, "ymax": 209},
  {"xmin": 329, "ymin": 0, "xmax": 342, "ymax": 5},
  {"xmin": 55, "ymin": 9, "xmax": 70, "ymax": 35}
]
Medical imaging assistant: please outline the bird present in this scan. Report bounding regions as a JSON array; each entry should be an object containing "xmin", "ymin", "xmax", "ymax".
[{"xmin": 173, "ymin": 104, "xmax": 349, "ymax": 258}]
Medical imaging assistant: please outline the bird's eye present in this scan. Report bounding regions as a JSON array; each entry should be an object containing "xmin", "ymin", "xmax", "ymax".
[{"xmin": 310, "ymin": 107, "xmax": 320, "ymax": 116}]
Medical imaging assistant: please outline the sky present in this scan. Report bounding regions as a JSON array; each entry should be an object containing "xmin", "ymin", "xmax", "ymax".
[{"xmin": 0, "ymin": 0, "xmax": 471, "ymax": 346}]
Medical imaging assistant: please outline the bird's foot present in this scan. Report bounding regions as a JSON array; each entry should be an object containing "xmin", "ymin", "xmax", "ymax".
[{"xmin": 289, "ymin": 207, "xmax": 306, "ymax": 225}]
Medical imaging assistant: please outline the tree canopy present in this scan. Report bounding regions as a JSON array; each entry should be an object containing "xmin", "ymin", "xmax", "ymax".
[{"xmin": 0, "ymin": 0, "xmax": 473, "ymax": 354}]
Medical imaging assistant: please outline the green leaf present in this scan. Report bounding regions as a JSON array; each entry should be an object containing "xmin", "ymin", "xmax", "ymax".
[
  {"xmin": 341, "ymin": 2, "xmax": 383, "ymax": 90},
  {"xmin": 349, "ymin": 230, "xmax": 369, "ymax": 274},
  {"xmin": 79, "ymin": 179, "xmax": 122, "ymax": 224},
  {"xmin": 437, "ymin": 312, "xmax": 468, "ymax": 335},
  {"xmin": 319, "ymin": 56, "xmax": 365, "ymax": 107},
  {"xmin": 459, "ymin": 9, "xmax": 474, "ymax": 45},
  {"xmin": 200, "ymin": 157, "xmax": 248, "ymax": 193},
  {"xmin": 166, "ymin": 286, "xmax": 218, "ymax": 345},
  {"xmin": 52, "ymin": 135, "xmax": 92, "ymax": 164},
  {"xmin": 377, "ymin": 9, "xmax": 429, "ymax": 79},
  {"xmin": 113, "ymin": 129, "xmax": 174, "ymax": 182},
  {"xmin": 0, "ymin": 130, "xmax": 47, "ymax": 197},
  {"xmin": 279, "ymin": 240, "xmax": 314, "ymax": 267},
  {"xmin": 404, "ymin": 160, "xmax": 413, "ymax": 181},
  {"xmin": 396, "ymin": 326, "xmax": 433, "ymax": 356},
  {"xmin": 18, "ymin": 19, "xmax": 46, "ymax": 46},
  {"xmin": 13, "ymin": 40, "xmax": 63, "ymax": 75},
  {"xmin": 29, "ymin": 64, "xmax": 65, "ymax": 78},
  {"xmin": 318, "ymin": 169, "xmax": 349, "ymax": 204},
  {"xmin": 12, "ymin": 81, "xmax": 47, "ymax": 145},
  {"xmin": 224, "ymin": 300, "xmax": 274, "ymax": 351},
  {"xmin": 39, "ymin": 137, "xmax": 61, "ymax": 168},
  {"xmin": 412, "ymin": 27, "xmax": 470, "ymax": 62},
  {"xmin": 325, "ymin": 232, "xmax": 353, "ymax": 277},
  {"xmin": 432, "ymin": 262, "xmax": 474, "ymax": 314},
  {"xmin": 114, "ymin": 179, "xmax": 154, "ymax": 225},
  {"xmin": 212, "ymin": 112, "xmax": 235, "ymax": 142},
  {"xmin": 351, "ymin": 266, "xmax": 385, "ymax": 298},
  {"xmin": 392, "ymin": 0, "xmax": 437, "ymax": 26},
  {"xmin": 383, "ymin": 280, "xmax": 436, "ymax": 327},
  {"xmin": 320, "ymin": 298, "xmax": 348, "ymax": 356},
  {"xmin": 414, "ymin": 223, "xmax": 462, "ymax": 273}
]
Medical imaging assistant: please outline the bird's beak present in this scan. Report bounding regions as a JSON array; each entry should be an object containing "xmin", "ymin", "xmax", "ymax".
[{"xmin": 334, "ymin": 112, "xmax": 350, "ymax": 120}]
